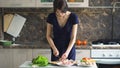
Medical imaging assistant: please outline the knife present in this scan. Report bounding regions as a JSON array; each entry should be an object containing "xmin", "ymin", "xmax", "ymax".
[{"xmin": 57, "ymin": 55, "xmax": 61, "ymax": 60}]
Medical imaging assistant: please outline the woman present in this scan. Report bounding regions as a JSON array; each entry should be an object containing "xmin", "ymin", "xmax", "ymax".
[{"xmin": 46, "ymin": 0, "xmax": 79, "ymax": 61}]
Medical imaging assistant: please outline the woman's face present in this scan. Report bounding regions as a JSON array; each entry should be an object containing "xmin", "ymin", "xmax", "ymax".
[{"xmin": 56, "ymin": 9, "xmax": 66, "ymax": 17}]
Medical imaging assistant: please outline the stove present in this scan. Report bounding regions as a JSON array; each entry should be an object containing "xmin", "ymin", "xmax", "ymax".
[
  {"xmin": 91, "ymin": 40, "xmax": 120, "ymax": 65},
  {"xmin": 91, "ymin": 49, "xmax": 120, "ymax": 59},
  {"xmin": 92, "ymin": 39, "xmax": 120, "ymax": 47}
]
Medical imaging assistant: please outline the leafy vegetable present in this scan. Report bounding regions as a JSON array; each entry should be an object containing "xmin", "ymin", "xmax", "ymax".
[
  {"xmin": 80, "ymin": 57, "xmax": 96, "ymax": 62},
  {"xmin": 32, "ymin": 55, "xmax": 48, "ymax": 66},
  {"xmin": 81, "ymin": 59, "xmax": 87, "ymax": 62}
]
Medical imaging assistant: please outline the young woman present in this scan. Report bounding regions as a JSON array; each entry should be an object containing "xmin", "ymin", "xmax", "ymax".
[{"xmin": 46, "ymin": 0, "xmax": 79, "ymax": 61}]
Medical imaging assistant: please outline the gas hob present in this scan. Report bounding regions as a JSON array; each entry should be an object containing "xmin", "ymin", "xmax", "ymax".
[{"xmin": 92, "ymin": 39, "xmax": 120, "ymax": 47}]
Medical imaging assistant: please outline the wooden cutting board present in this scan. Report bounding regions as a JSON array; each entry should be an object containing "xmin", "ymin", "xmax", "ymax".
[
  {"xmin": 49, "ymin": 61, "xmax": 59, "ymax": 65},
  {"xmin": 4, "ymin": 14, "xmax": 14, "ymax": 32},
  {"xmin": 6, "ymin": 14, "xmax": 26, "ymax": 37}
]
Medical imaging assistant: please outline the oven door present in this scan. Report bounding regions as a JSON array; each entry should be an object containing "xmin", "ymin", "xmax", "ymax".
[{"xmin": 95, "ymin": 59, "xmax": 120, "ymax": 68}]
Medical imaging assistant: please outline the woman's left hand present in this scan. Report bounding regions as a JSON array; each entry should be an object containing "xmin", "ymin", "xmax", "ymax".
[{"xmin": 60, "ymin": 52, "xmax": 69, "ymax": 61}]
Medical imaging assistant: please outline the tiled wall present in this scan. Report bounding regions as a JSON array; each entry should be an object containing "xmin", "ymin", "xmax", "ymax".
[{"xmin": 0, "ymin": 0, "xmax": 120, "ymax": 45}]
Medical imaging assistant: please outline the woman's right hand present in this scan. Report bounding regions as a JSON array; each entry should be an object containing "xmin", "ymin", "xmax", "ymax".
[{"xmin": 53, "ymin": 49, "xmax": 59, "ymax": 57}]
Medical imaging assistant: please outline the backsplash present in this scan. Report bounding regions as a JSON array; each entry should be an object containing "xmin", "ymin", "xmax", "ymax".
[{"xmin": 0, "ymin": 0, "xmax": 120, "ymax": 45}]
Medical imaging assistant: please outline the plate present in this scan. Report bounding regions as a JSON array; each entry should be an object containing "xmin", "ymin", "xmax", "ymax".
[
  {"xmin": 78, "ymin": 64, "xmax": 92, "ymax": 67},
  {"xmin": 77, "ymin": 62, "xmax": 94, "ymax": 67},
  {"xmin": 56, "ymin": 62, "xmax": 74, "ymax": 67}
]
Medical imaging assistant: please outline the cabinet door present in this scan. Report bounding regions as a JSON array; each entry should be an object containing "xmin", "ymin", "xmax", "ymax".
[
  {"xmin": 32, "ymin": 49, "xmax": 51, "ymax": 61},
  {"xmin": 76, "ymin": 49, "xmax": 90, "ymax": 60},
  {"xmin": 0, "ymin": 49, "xmax": 13, "ymax": 68},
  {"xmin": 36, "ymin": 0, "xmax": 53, "ymax": 7},
  {"xmin": 67, "ymin": 0, "xmax": 89, "ymax": 7},
  {"xmin": 13, "ymin": 49, "xmax": 32, "ymax": 68},
  {"xmin": 0, "ymin": 0, "xmax": 36, "ymax": 7},
  {"xmin": 36, "ymin": 0, "xmax": 89, "ymax": 7}
]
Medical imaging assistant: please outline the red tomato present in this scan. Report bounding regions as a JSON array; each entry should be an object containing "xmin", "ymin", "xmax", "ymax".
[
  {"xmin": 82, "ymin": 57, "xmax": 88, "ymax": 61},
  {"xmin": 76, "ymin": 40, "xmax": 82, "ymax": 45},
  {"xmin": 82, "ymin": 40, "xmax": 87, "ymax": 45}
]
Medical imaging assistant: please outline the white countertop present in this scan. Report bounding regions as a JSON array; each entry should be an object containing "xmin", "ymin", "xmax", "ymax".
[{"xmin": 19, "ymin": 61, "xmax": 98, "ymax": 68}]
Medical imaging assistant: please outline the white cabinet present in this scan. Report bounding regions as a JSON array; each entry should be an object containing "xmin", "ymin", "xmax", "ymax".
[
  {"xmin": 0, "ymin": 49, "xmax": 32, "ymax": 68},
  {"xmin": 13, "ymin": 49, "xmax": 32, "ymax": 68},
  {"xmin": 0, "ymin": 49, "xmax": 13, "ymax": 68},
  {"xmin": 0, "ymin": 0, "xmax": 89, "ymax": 7},
  {"xmin": 36, "ymin": 0, "xmax": 89, "ymax": 7},
  {"xmin": 76, "ymin": 49, "xmax": 90, "ymax": 60},
  {"xmin": 0, "ymin": 0, "xmax": 36, "ymax": 7},
  {"xmin": 32, "ymin": 49, "xmax": 51, "ymax": 61}
]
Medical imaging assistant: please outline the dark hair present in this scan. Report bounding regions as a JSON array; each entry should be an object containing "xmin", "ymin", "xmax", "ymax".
[{"xmin": 53, "ymin": 0, "xmax": 68, "ymax": 13}]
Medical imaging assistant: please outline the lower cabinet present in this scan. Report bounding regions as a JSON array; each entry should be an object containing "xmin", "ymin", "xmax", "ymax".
[
  {"xmin": 0, "ymin": 49, "xmax": 51, "ymax": 68},
  {"xmin": 0, "ymin": 49, "xmax": 13, "ymax": 68},
  {"xmin": 76, "ymin": 49, "xmax": 90, "ymax": 60},
  {"xmin": 13, "ymin": 49, "xmax": 32, "ymax": 68}
]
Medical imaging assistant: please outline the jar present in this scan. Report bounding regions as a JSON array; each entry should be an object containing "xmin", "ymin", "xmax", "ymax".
[{"xmin": 68, "ymin": 0, "xmax": 75, "ymax": 2}]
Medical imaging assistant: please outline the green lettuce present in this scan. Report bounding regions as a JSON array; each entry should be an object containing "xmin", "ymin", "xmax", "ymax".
[{"xmin": 32, "ymin": 55, "xmax": 48, "ymax": 66}]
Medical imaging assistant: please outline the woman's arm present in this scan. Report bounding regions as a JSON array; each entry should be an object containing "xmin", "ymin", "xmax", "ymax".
[
  {"xmin": 61, "ymin": 24, "xmax": 78, "ymax": 59},
  {"xmin": 67, "ymin": 24, "xmax": 78, "ymax": 53},
  {"xmin": 46, "ymin": 23, "xmax": 59, "ymax": 57}
]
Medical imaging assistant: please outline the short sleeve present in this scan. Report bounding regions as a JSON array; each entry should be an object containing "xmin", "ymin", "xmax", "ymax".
[
  {"xmin": 46, "ymin": 13, "xmax": 54, "ymax": 25},
  {"xmin": 71, "ymin": 13, "xmax": 79, "ymax": 25}
]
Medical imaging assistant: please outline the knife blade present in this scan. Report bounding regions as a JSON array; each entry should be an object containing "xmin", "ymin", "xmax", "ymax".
[{"xmin": 57, "ymin": 55, "xmax": 61, "ymax": 60}]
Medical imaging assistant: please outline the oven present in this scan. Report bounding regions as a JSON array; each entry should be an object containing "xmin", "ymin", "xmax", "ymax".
[{"xmin": 91, "ymin": 40, "xmax": 120, "ymax": 68}]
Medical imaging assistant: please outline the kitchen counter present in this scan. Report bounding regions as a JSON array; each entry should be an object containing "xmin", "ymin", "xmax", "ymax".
[
  {"xmin": 0, "ymin": 40, "xmax": 92, "ymax": 49},
  {"xmin": 0, "ymin": 44, "xmax": 91, "ymax": 49},
  {"xmin": 0, "ymin": 44, "xmax": 120, "ymax": 49},
  {"xmin": 0, "ymin": 41, "xmax": 50, "ymax": 49},
  {"xmin": 0, "ymin": 40, "xmax": 120, "ymax": 49},
  {"xmin": 19, "ymin": 61, "xmax": 98, "ymax": 68}
]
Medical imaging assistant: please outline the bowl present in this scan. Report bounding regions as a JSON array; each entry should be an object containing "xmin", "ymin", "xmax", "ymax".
[{"xmin": 0, "ymin": 40, "xmax": 12, "ymax": 46}]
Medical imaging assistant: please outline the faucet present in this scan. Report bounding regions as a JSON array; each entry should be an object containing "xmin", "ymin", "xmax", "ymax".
[
  {"xmin": 111, "ymin": 2, "xmax": 120, "ymax": 39},
  {"xmin": 113, "ymin": 2, "xmax": 120, "ymax": 13}
]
